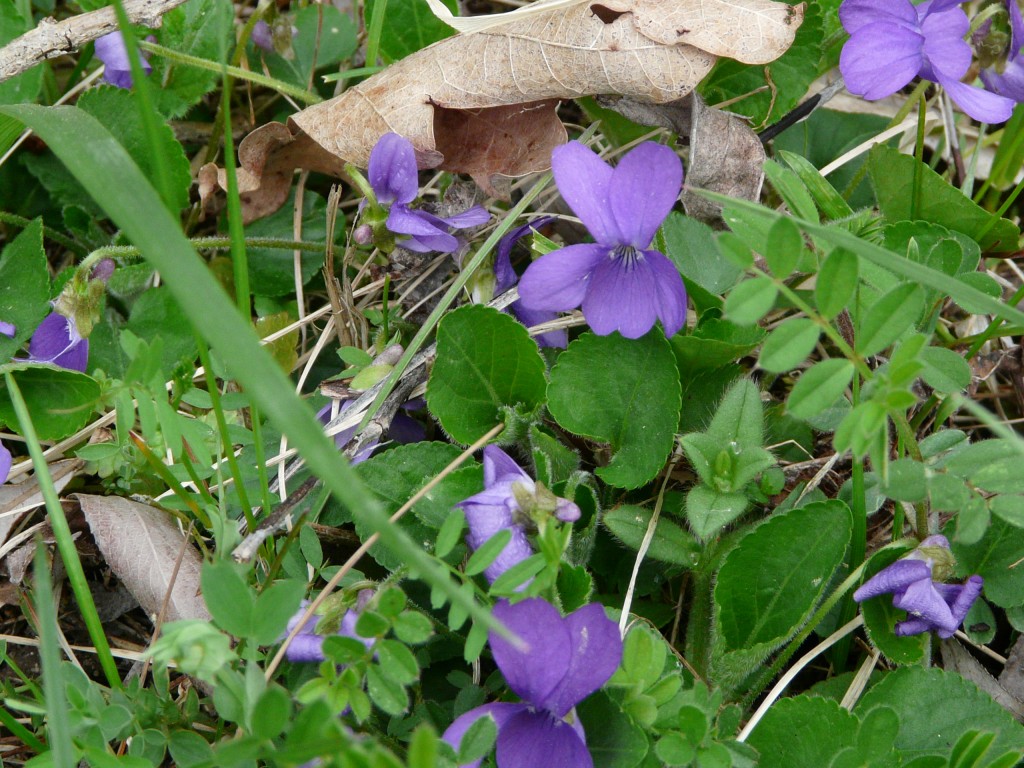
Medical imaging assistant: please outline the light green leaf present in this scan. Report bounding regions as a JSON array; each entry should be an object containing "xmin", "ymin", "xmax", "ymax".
[
  {"xmin": 685, "ymin": 484, "xmax": 750, "ymax": 541},
  {"xmin": 856, "ymin": 283, "xmax": 924, "ymax": 357},
  {"xmin": 759, "ymin": 317, "xmax": 820, "ymax": 373},
  {"xmin": 815, "ymin": 248, "xmax": 858, "ymax": 320},
  {"xmin": 724, "ymin": 277, "xmax": 778, "ymax": 326},
  {"xmin": 548, "ymin": 331, "xmax": 681, "ymax": 489},
  {"xmin": 746, "ymin": 696, "xmax": 859, "ymax": 768},
  {"xmin": 427, "ymin": 305, "xmax": 547, "ymax": 445},
  {"xmin": 659, "ymin": 212, "xmax": 742, "ymax": 295},
  {"xmin": 918, "ymin": 346, "xmax": 970, "ymax": 393},
  {"xmin": 787, "ymin": 358, "xmax": 854, "ymax": 420}
]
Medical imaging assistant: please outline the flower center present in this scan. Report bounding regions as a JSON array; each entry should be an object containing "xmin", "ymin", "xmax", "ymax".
[{"xmin": 612, "ymin": 245, "xmax": 641, "ymax": 268}]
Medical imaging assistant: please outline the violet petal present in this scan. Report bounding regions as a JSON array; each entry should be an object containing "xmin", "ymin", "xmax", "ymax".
[
  {"xmin": 894, "ymin": 616, "xmax": 934, "ymax": 636},
  {"xmin": 539, "ymin": 602, "xmax": 623, "ymax": 717},
  {"xmin": 285, "ymin": 634, "xmax": 327, "ymax": 663},
  {"xmin": 551, "ymin": 142, "xmax": 621, "ymax": 245},
  {"xmin": 936, "ymin": 71, "xmax": 1015, "ymax": 123},
  {"xmin": 582, "ymin": 250, "xmax": 661, "ymax": 339},
  {"xmin": 645, "ymin": 249, "xmax": 688, "ymax": 338},
  {"xmin": 495, "ymin": 709, "xmax": 593, "ymax": 768},
  {"xmin": 938, "ymin": 575, "xmax": 983, "ymax": 639},
  {"xmin": 443, "ymin": 702, "xmax": 529, "ymax": 768},
  {"xmin": 513, "ymin": 303, "xmax": 567, "ymax": 348},
  {"xmin": 28, "ymin": 313, "xmax": 88, "ymax": 372},
  {"xmin": 609, "ymin": 143, "xmax": 683, "ymax": 248},
  {"xmin": 439, "ymin": 205, "xmax": 491, "ymax": 229},
  {"xmin": 0, "ymin": 320, "xmax": 15, "ymax": 337},
  {"xmin": 839, "ymin": 0, "xmax": 917, "ymax": 34},
  {"xmin": 853, "ymin": 558, "xmax": 932, "ymax": 602},
  {"xmin": 0, "ymin": 441, "xmax": 11, "ymax": 485},
  {"xmin": 920, "ymin": 8, "xmax": 972, "ymax": 81},
  {"xmin": 892, "ymin": 578, "xmax": 957, "ymax": 633},
  {"xmin": 517, "ymin": 243, "xmax": 605, "ymax": 313},
  {"xmin": 490, "ymin": 598, "xmax": 574, "ymax": 708},
  {"xmin": 483, "ymin": 445, "xmax": 531, "ymax": 487},
  {"xmin": 369, "ymin": 133, "xmax": 419, "ymax": 206},
  {"xmin": 496, "ymin": 217, "xmax": 557, "ymax": 294},
  {"xmin": 94, "ymin": 32, "xmax": 151, "ymax": 89},
  {"xmin": 840, "ymin": 24, "xmax": 924, "ymax": 100}
]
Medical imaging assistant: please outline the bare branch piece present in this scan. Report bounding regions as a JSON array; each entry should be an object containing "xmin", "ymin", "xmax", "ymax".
[{"xmin": 0, "ymin": 0, "xmax": 190, "ymax": 84}]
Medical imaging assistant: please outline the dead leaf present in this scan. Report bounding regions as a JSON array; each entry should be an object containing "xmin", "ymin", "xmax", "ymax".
[
  {"xmin": 215, "ymin": 0, "xmax": 801, "ymax": 218},
  {"xmin": 76, "ymin": 494, "xmax": 210, "ymax": 623},
  {"xmin": 941, "ymin": 638, "xmax": 1024, "ymax": 723},
  {"xmin": 0, "ymin": 459, "xmax": 82, "ymax": 548}
]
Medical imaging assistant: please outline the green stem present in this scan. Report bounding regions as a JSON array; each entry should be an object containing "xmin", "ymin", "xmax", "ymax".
[
  {"xmin": 138, "ymin": 41, "xmax": 321, "ymax": 105},
  {"xmin": 912, "ymin": 92, "xmax": 927, "ymax": 220},
  {"xmin": 220, "ymin": 69, "xmax": 252, "ymax": 320},
  {"xmin": 33, "ymin": 542, "xmax": 75, "ymax": 765},
  {"xmin": 0, "ymin": 212, "xmax": 86, "ymax": 255},
  {"xmin": 684, "ymin": 553, "xmax": 716, "ymax": 678},
  {"xmin": 365, "ymin": 0, "xmax": 390, "ymax": 68},
  {"xmin": 6, "ymin": 373, "xmax": 122, "ymax": 690}
]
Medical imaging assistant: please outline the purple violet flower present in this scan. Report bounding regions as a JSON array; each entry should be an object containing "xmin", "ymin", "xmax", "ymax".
[
  {"xmin": 980, "ymin": 0, "xmax": 1024, "ymax": 102},
  {"xmin": 317, "ymin": 400, "xmax": 379, "ymax": 464},
  {"xmin": 495, "ymin": 218, "xmax": 566, "ymax": 348},
  {"xmin": 853, "ymin": 534, "xmax": 984, "ymax": 638},
  {"xmin": 0, "ymin": 321, "xmax": 14, "ymax": 338},
  {"xmin": 94, "ymin": 31, "xmax": 152, "ymax": 90},
  {"xmin": 457, "ymin": 446, "xmax": 580, "ymax": 585},
  {"xmin": 27, "ymin": 312, "xmax": 88, "ymax": 372},
  {"xmin": 517, "ymin": 141, "xmax": 687, "ymax": 340},
  {"xmin": 368, "ymin": 133, "xmax": 490, "ymax": 254},
  {"xmin": 839, "ymin": 0, "xmax": 1015, "ymax": 123},
  {"xmin": 251, "ymin": 20, "xmax": 275, "ymax": 52},
  {"xmin": 284, "ymin": 597, "xmax": 375, "ymax": 664},
  {"xmin": 443, "ymin": 598, "xmax": 622, "ymax": 768},
  {"xmin": 0, "ymin": 441, "xmax": 11, "ymax": 485}
]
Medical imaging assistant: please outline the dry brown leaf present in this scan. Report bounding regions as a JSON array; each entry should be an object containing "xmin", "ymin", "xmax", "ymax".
[
  {"xmin": 0, "ymin": 459, "xmax": 82, "ymax": 548},
  {"xmin": 76, "ymin": 494, "xmax": 210, "ymax": 623},
  {"xmin": 216, "ymin": 0, "xmax": 801, "ymax": 217}
]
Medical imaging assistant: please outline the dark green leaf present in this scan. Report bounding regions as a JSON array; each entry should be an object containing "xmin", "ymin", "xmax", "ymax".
[
  {"xmin": 365, "ymin": 0, "xmax": 456, "ymax": 62},
  {"xmin": 659, "ymin": 212, "xmax": 742, "ymax": 295},
  {"xmin": 856, "ymin": 284, "xmax": 924, "ymax": 357},
  {"xmin": 746, "ymin": 696, "xmax": 858, "ymax": 768},
  {"xmin": 0, "ymin": 219, "xmax": 49, "ymax": 362},
  {"xmin": 0, "ymin": 363, "xmax": 101, "ymax": 440},
  {"xmin": 603, "ymin": 505, "xmax": 700, "ymax": 567},
  {"xmin": 427, "ymin": 305, "xmax": 547, "ymax": 445},
  {"xmin": 759, "ymin": 317, "xmax": 820, "ymax": 373}
]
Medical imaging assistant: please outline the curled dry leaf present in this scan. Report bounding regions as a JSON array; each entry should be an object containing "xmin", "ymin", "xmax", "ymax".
[
  {"xmin": 0, "ymin": 458, "xmax": 82, "ymax": 549},
  {"xmin": 76, "ymin": 494, "xmax": 210, "ymax": 623},
  {"xmin": 211, "ymin": 0, "xmax": 802, "ymax": 216}
]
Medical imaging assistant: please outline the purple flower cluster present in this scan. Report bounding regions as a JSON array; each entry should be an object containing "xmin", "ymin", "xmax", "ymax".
[
  {"xmin": 94, "ymin": 32, "xmax": 151, "ymax": 90},
  {"xmin": 443, "ymin": 598, "xmax": 622, "ymax": 768},
  {"xmin": 457, "ymin": 446, "xmax": 579, "ymax": 585},
  {"xmin": 854, "ymin": 534, "xmax": 983, "ymax": 638},
  {"xmin": 839, "ymin": 0, "xmax": 1015, "ymax": 122},
  {"xmin": 367, "ymin": 133, "xmax": 490, "ymax": 254},
  {"xmin": 517, "ymin": 141, "xmax": 687, "ymax": 340}
]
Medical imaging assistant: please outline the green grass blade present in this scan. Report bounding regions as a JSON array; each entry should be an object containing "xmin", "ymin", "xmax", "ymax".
[
  {"xmin": 33, "ymin": 540, "xmax": 76, "ymax": 765},
  {"xmin": 0, "ymin": 103, "xmax": 499, "ymax": 635}
]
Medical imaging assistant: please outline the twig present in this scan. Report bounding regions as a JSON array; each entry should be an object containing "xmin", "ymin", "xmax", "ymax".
[{"xmin": 0, "ymin": 0, "xmax": 190, "ymax": 84}]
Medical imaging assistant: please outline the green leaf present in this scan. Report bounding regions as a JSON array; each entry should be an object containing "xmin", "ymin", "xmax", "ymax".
[
  {"xmin": 375, "ymin": 639, "xmax": 419, "ymax": 684},
  {"xmin": 869, "ymin": 144, "xmax": 1019, "ymax": 252},
  {"xmin": 577, "ymin": 691, "xmax": 650, "ymax": 768},
  {"xmin": 918, "ymin": 346, "xmax": 971, "ymax": 393},
  {"xmin": 547, "ymin": 331, "xmax": 681, "ymax": 489},
  {"xmin": 392, "ymin": 610, "xmax": 434, "ymax": 644},
  {"xmin": 152, "ymin": 0, "xmax": 235, "ymax": 118},
  {"xmin": 815, "ymin": 248, "xmax": 858, "ymax": 320},
  {"xmin": 350, "ymin": 442, "xmax": 479, "ymax": 569},
  {"xmin": 724, "ymin": 277, "xmax": 778, "ymax": 326},
  {"xmin": 746, "ymin": 696, "xmax": 859, "ymax": 768},
  {"xmin": 951, "ymin": 516, "xmax": 1024, "ymax": 609},
  {"xmin": 365, "ymin": 0, "xmax": 456, "ymax": 62},
  {"xmin": 787, "ymin": 358, "xmax": 854, "ymax": 420},
  {"xmin": 882, "ymin": 458, "xmax": 927, "ymax": 503},
  {"xmin": 715, "ymin": 500, "xmax": 852, "ymax": 661},
  {"xmin": 200, "ymin": 560, "xmax": 256, "ymax": 638},
  {"xmin": 0, "ymin": 218, "xmax": 49, "ymax": 362},
  {"xmin": 366, "ymin": 663, "xmax": 408, "ymax": 715},
  {"xmin": 456, "ymin": 712, "xmax": 497, "ymax": 764},
  {"xmin": 0, "ymin": 364, "xmax": 101, "ymax": 440},
  {"xmin": 684, "ymin": 485, "xmax": 750, "ymax": 541},
  {"xmin": 244, "ymin": 190, "xmax": 329, "ymax": 297},
  {"xmin": 427, "ymin": 305, "xmax": 547, "ymax": 445},
  {"xmin": 777, "ymin": 150, "xmax": 854, "ymax": 221},
  {"xmin": 988, "ymin": 495, "xmax": 1024, "ymax": 528},
  {"xmin": 763, "ymin": 160, "xmax": 819, "ymax": 224},
  {"xmin": 659, "ymin": 211, "xmax": 742, "ymax": 295},
  {"xmin": 293, "ymin": 5, "xmax": 358, "ymax": 77},
  {"xmin": 251, "ymin": 579, "xmax": 305, "ymax": 645},
  {"xmin": 856, "ymin": 283, "xmax": 924, "ymax": 357},
  {"xmin": 464, "ymin": 529, "xmax": 512, "ymax": 576},
  {"xmin": 0, "ymin": 2, "xmax": 42, "ymax": 107},
  {"xmin": 671, "ymin": 316, "xmax": 765, "ymax": 372},
  {"xmin": 855, "ymin": 668, "xmax": 1024, "ymax": 760},
  {"xmin": 252, "ymin": 686, "xmax": 292, "ymax": 738},
  {"xmin": 77, "ymin": 87, "xmax": 192, "ymax": 213},
  {"xmin": 759, "ymin": 317, "xmax": 820, "ymax": 373},
  {"xmin": 127, "ymin": 286, "xmax": 199, "ymax": 377},
  {"xmin": 602, "ymin": 505, "xmax": 700, "ymax": 567}
]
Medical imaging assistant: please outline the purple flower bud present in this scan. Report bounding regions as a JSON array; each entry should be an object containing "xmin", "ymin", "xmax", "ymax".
[
  {"xmin": 980, "ymin": 0, "xmax": 1024, "ymax": 103},
  {"xmin": 443, "ymin": 598, "xmax": 622, "ymax": 768},
  {"xmin": 251, "ymin": 20, "xmax": 275, "ymax": 52},
  {"xmin": 90, "ymin": 258, "xmax": 116, "ymax": 283},
  {"xmin": 352, "ymin": 223, "xmax": 374, "ymax": 245},
  {"xmin": 283, "ymin": 597, "xmax": 375, "ymax": 664},
  {"xmin": 94, "ymin": 31, "xmax": 152, "ymax": 90},
  {"xmin": 494, "ymin": 217, "xmax": 566, "ymax": 348}
]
